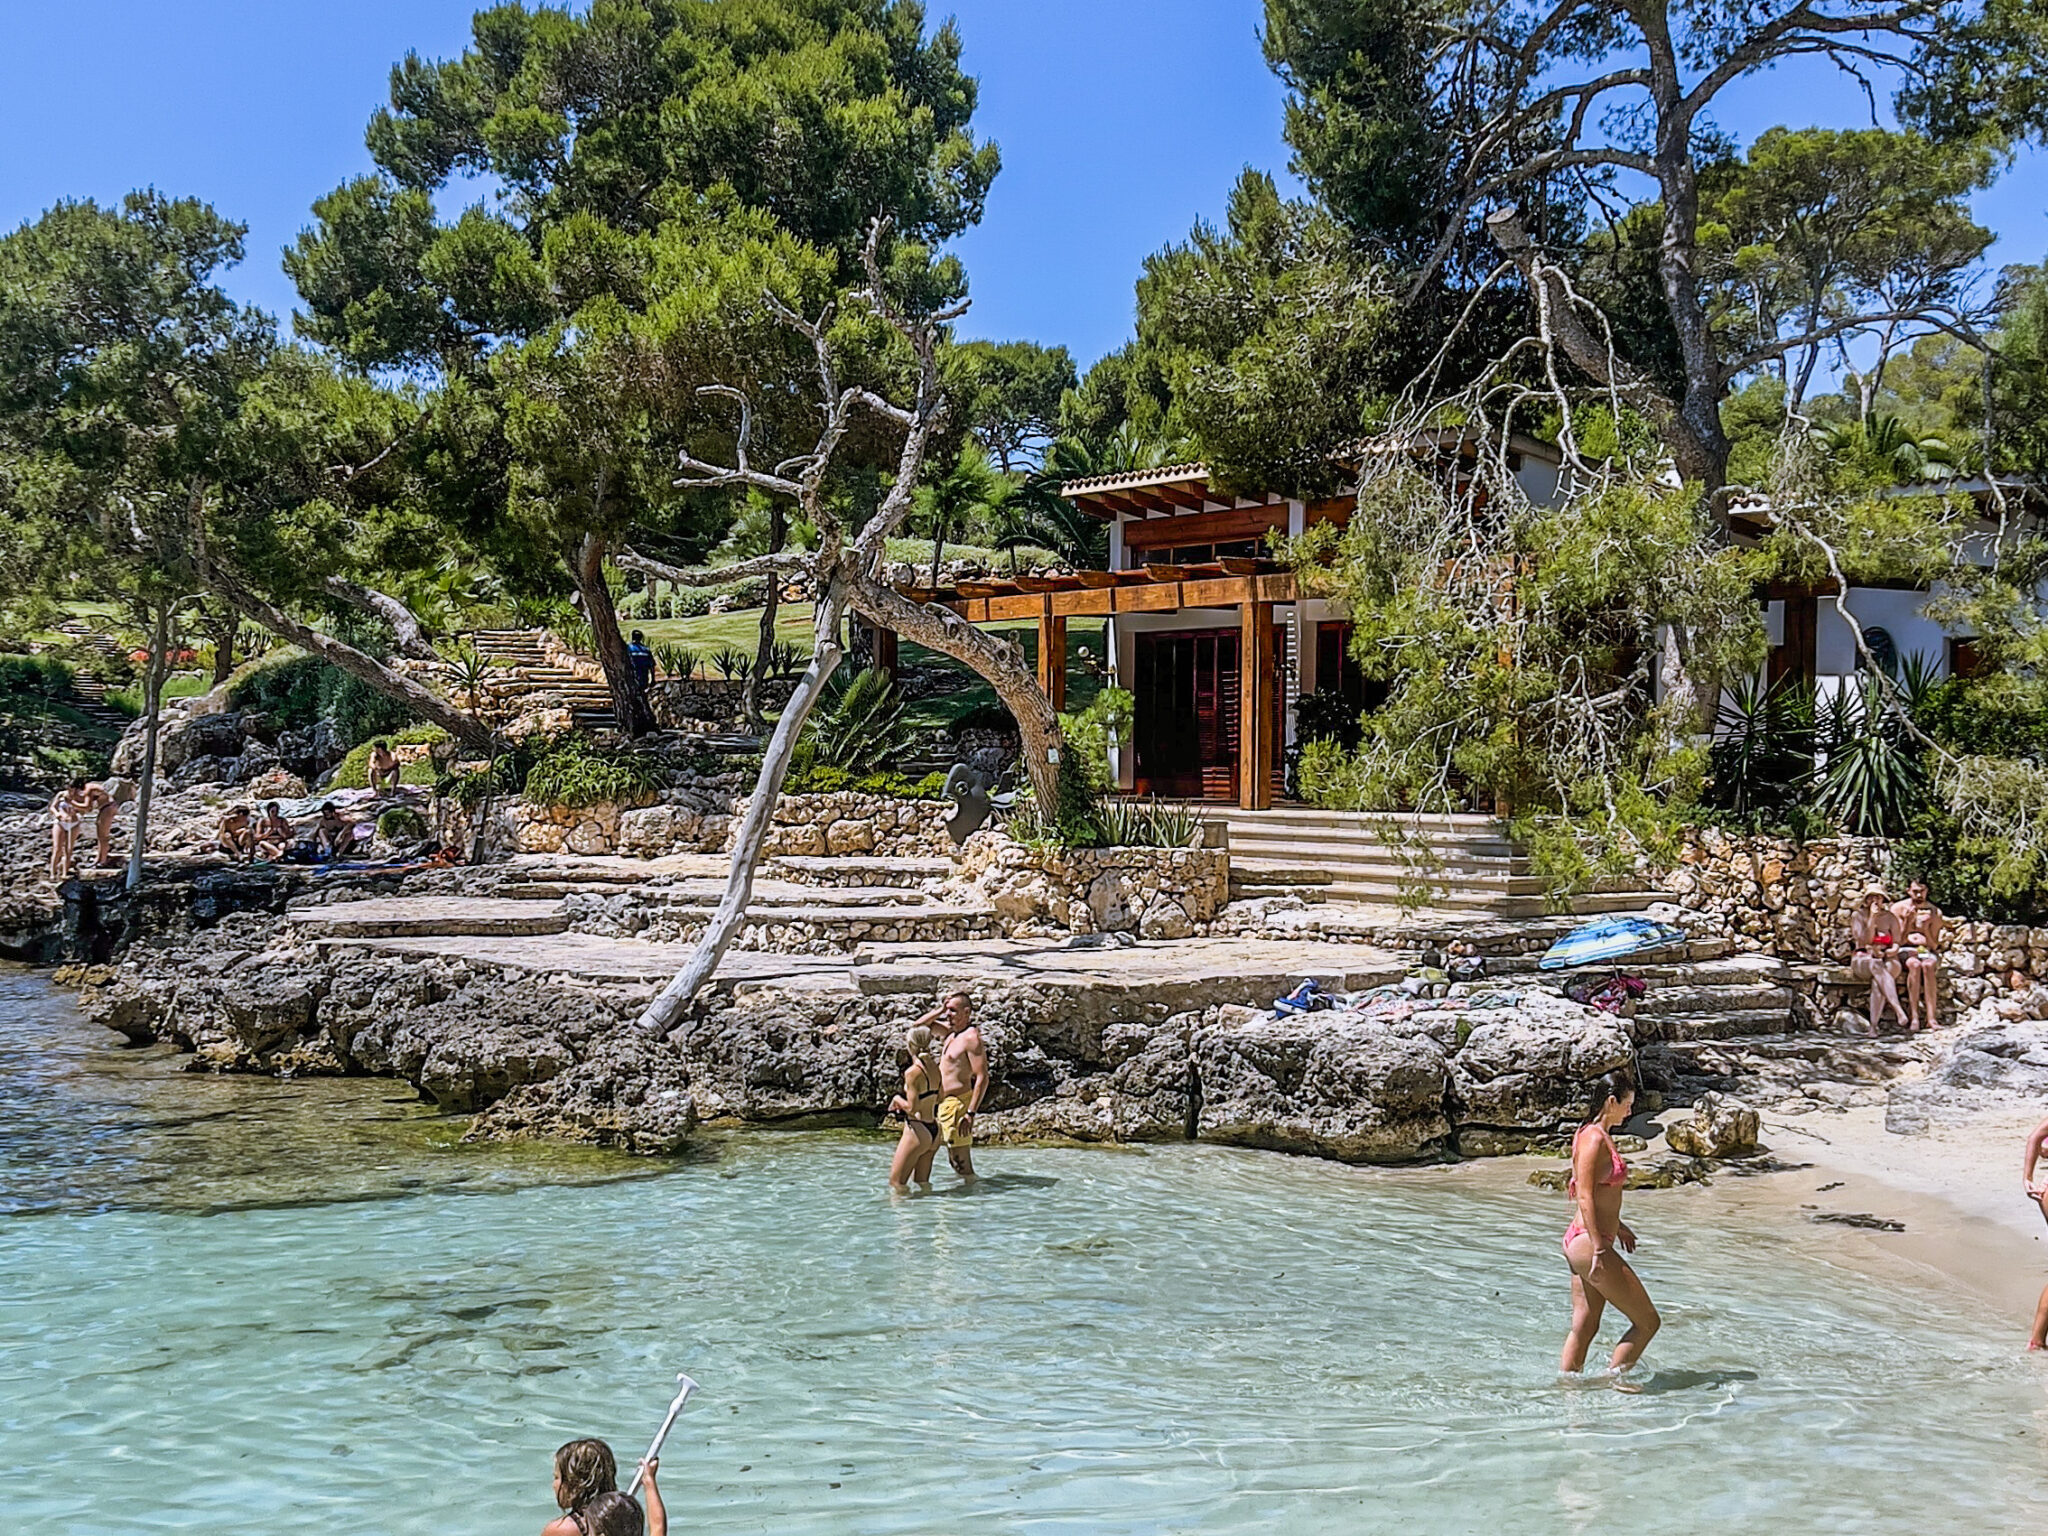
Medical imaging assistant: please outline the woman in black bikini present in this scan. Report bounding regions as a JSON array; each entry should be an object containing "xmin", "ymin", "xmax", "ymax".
[{"xmin": 887, "ymin": 1025, "xmax": 944, "ymax": 1191}]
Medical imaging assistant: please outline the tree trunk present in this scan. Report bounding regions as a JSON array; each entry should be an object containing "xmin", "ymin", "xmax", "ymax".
[
  {"xmin": 851, "ymin": 575, "xmax": 1062, "ymax": 807},
  {"xmin": 743, "ymin": 502, "xmax": 786, "ymax": 734},
  {"xmin": 209, "ymin": 615, "xmax": 235, "ymax": 688},
  {"xmin": 210, "ymin": 567, "xmax": 497, "ymax": 753},
  {"xmin": 571, "ymin": 532, "xmax": 648, "ymax": 737},
  {"xmin": 928, "ymin": 516, "xmax": 947, "ymax": 590},
  {"xmin": 125, "ymin": 602, "xmax": 171, "ymax": 892},
  {"xmin": 323, "ymin": 578, "xmax": 439, "ymax": 660},
  {"xmin": 636, "ymin": 575, "xmax": 851, "ymax": 1035}
]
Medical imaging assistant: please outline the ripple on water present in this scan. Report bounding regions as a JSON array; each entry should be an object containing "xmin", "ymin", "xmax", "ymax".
[{"xmin": 4, "ymin": 966, "xmax": 2048, "ymax": 1533}]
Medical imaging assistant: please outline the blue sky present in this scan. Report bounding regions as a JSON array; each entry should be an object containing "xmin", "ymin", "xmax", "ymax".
[{"xmin": 1, "ymin": 0, "xmax": 2040, "ymax": 372}]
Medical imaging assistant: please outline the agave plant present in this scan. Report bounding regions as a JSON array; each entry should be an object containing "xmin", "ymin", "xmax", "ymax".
[
  {"xmin": 1706, "ymin": 676, "xmax": 1815, "ymax": 819},
  {"xmin": 803, "ymin": 667, "xmax": 909, "ymax": 774},
  {"xmin": 712, "ymin": 647, "xmax": 749, "ymax": 683},
  {"xmin": 655, "ymin": 642, "xmax": 698, "ymax": 681},
  {"xmin": 1814, "ymin": 674, "xmax": 1925, "ymax": 835},
  {"xmin": 770, "ymin": 639, "xmax": 806, "ymax": 679}
]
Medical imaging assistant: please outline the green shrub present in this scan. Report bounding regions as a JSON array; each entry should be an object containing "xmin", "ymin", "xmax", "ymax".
[
  {"xmin": 1060, "ymin": 686, "xmax": 1132, "ymax": 794},
  {"xmin": 0, "ymin": 654, "xmax": 76, "ymax": 700},
  {"xmin": 803, "ymin": 667, "xmax": 909, "ymax": 774},
  {"xmin": 329, "ymin": 726, "xmax": 448, "ymax": 789},
  {"xmin": 229, "ymin": 653, "xmax": 418, "ymax": 744},
  {"xmin": 522, "ymin": 734, "xmax": 660, "ymax": 808},
  {"xmin": 783, "ymin": 762, "xmax": 948, "ymax": 799},
  {"xmin": 1293, "ymin": 684, "xmax": 1365, "ymax": 749},
  {"xmin": 376, "ymin": 806, "xmax": 429, "ymax": 842}
]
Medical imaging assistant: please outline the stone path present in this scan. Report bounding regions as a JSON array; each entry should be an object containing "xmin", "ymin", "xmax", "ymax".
[{"xmin": 310, "ymin": 926, "xmax": 1408, "ymax": 1005}]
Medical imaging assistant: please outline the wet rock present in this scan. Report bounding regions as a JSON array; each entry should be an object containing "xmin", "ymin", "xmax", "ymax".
[
  {"xmin": 467, "ymin": 1035, "xmax": 697, "ymax": 1154},
  {"xmin": 1664, "ymin": 1091, "xmax": 1759, "ymax": 1158}
]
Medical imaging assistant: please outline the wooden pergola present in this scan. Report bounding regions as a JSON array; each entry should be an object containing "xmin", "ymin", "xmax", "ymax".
[{"xmin": 874, "ymin": 561, "xmax": 1299, "ymax": 810}]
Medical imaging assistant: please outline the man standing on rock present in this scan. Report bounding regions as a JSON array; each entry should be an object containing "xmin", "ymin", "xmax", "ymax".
[{"xmin": 917, "ymin": 991, "xmax": 988, "ymax": 1181}]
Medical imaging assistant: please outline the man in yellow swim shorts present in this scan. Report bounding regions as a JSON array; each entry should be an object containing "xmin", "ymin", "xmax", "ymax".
[{"xmin": 916, "ymin": 990, "xmax": 988, "ymax": 1181}]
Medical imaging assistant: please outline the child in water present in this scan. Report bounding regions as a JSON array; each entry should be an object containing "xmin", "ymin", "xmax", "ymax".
[{"xmin": 542, "ymin": 1439, "xmax": 666, "ymax": 1536}]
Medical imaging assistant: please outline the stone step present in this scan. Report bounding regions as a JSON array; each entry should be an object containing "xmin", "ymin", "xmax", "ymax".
[
  {"xmin": 288, "ymin": 898, "xmax": 573, "ymax": 939},
  {"xmin": 1633, "ymin": 1007, "xmax": 1799, "ymax": 1042},
  {"xmin": 768, "ymin": 855, "xmax": 956, "ymax": 886},
  {"xmin": 624, "ymin": 884, "xmax": 935, "ymax": 912},
  {"xmin": 1632, "ymin": 982, "xmax": 1797, "ymax": 1015}
]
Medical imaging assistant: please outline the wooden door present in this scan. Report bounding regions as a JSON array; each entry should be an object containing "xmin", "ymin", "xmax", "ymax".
[{"xmin": 1133, "ymin": 629, "xmax": 1240, "ymax": 800}]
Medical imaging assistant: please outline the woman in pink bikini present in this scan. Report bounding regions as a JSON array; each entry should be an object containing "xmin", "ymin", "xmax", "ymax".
[{"xmin": 1560, "ymin": 1070, "xmax": 1661, "ymax": 1378}]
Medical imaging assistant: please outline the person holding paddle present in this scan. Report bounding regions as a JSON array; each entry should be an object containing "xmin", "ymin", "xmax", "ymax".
[{"xmin": 541, "ymin": 1439, "xmax": 665, "ymax": 1536}]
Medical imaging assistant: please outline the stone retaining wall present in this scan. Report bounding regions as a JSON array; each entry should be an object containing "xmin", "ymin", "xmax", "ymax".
[
  {"xmin": 1663, "ymin": 827, "xmax": 2048, "ymax": 1014},
  {"xmin": 508, "ymin": 785, "xmax": 952, "ymax": 860},
  {"xmin": 954, "ymin": 833, "xmax": 1231, "ymax": 939}
]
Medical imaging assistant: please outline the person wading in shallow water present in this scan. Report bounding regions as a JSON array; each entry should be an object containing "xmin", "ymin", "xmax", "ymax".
[
  {"xmin": 2022, "ymin": 1118, "xmax": 2048, "ymax": 1350},
  {"xmin": 1560, "ymin": 1071, "xmax": 1660, "ymax": 1380},
  {"xmin": 542, "ymin": 1439, "xmax": 667, "ymax": 1536},
  {"xmin": 917, "ymin": 991, "xmax": 988, "ymax": 1182},
  {"xmin": 886, "ymin": 1024, "xmax": 944, "ymax": 1191}
]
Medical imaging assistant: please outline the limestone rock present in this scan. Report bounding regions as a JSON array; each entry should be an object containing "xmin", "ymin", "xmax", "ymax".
[
  {"xmin": 1193, "ymin": 1005, "xmax": 1452, "ymax": 1163},
  {"xmin": 1664, "ymin": 1091, "xmax": 1759, "ymax": 1158}
]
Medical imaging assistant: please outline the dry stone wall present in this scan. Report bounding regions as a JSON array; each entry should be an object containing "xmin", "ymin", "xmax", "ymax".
[
  {"xmin": 1664, "ymin": 827, "xmax": 2048, "ymax": 1015},
  {"xmin": 953, "ymin": 833, "xmax": 1230, "ymax": 939}
]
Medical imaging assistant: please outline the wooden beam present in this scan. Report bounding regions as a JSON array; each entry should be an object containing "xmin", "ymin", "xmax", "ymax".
[
  {"xmin": 936, "ymin": 569, "xmax": 1300, "ymax": 621},
  {"xmin": 1038, "ymin": 610, "xmax": 1067, "ymax": 711},
  {"xmin": 1121, "ymin": 503, "xmax": 1288, "ymax": 552},
  {"xmin": 1239, "ymin": 600, "xmax": 1274, "ymax": 811}
]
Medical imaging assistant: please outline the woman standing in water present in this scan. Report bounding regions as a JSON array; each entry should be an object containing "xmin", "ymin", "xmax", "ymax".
[
  {"xmin": 886, "ymin": 1025, "xmax": 944, "ymax": 1191},
  {"xmin": 2022, "ymin": 1117, "xmax": 2048, "ymax": 1349},
  {"xmin": 1560, "ymin": 1071, "xmax": 1660, "ymax": 1378}
]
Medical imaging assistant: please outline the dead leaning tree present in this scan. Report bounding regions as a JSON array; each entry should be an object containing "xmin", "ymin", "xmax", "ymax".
[{"xmin": 622, "ymin": 221, "xmax": 1063, "ymax": 1035}]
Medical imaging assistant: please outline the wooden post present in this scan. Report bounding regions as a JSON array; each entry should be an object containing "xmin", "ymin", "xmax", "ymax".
[
  {"xmin": 1239, "ymin": 600, "xmax": 1273, "ymax": 810},
  {"xmin": 1037, "ymin": 609, "xmax": 1067, "ymax": 713}
]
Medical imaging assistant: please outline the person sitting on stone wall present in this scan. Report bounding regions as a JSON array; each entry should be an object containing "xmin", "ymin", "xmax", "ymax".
[
  {"xmin": 216, "ymin": 805, "xmax": 257, "ymax": 863},
  {"xmin": 1892, "ymin": 878, "xmax": 1946, "ymax": 1032},
  {"xmin": 1847, "ymin": 883, "xmax": 1909, "ymax": 1033},
  {"xmin": 366, "ymin": 739, "xmax": 401, "ymax": 793}
]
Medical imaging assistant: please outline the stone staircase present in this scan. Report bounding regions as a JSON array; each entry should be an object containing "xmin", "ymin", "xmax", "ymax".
[
  {"xmin": 290, "ymin": 853, "xmax": 990, "ymax": 954},
  {"xmin": 1471, "ymin": 942, "xmax": 1802, "ymax": 1042},
  {"xmin": 1203, "ymin": 806, "xmax": 1660, "ymax": 918},
  {"xmin": 467, "ymin": 629, "xmax": 618, "ymax": 729},
  {"xmin": 53, "ymin": 621, "xmax": 138, "ymax": 730}
]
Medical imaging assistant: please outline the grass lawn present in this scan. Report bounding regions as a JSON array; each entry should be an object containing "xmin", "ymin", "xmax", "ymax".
[{"xmin": 638, "ymin": 606, "xmax": 1108, "ymax": 729}]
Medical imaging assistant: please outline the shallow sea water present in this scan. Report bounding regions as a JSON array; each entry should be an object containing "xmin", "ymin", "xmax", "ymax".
[{"xmin": 6, "ymin": 966, "xmax": 2048, "ymax": 1533}]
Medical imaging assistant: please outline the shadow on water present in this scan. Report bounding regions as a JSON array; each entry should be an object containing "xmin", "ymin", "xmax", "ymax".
[
  {"xmin": 1631, "ymin": 1367, "xmax": 1761, "ymax": 1395},
  {"xmin": 918, "ymin": 1173, "xmax": 1062, "ymax": 1197}
]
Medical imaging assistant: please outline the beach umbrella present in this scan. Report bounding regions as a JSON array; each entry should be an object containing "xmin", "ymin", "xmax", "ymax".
[{"xmin": 1538, "ymin": 916, "xmax": 1688, "ymax": 971}]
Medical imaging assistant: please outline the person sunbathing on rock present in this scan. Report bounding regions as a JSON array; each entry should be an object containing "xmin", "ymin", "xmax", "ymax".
[
  {"xmin": 886, "ymin": 1024, "xmax": 944, "ymax": 1191},
  {"xmin": 366, "ymin": 738, "xmax": 401, "ymax": 792},
  {"xmin": 216, "ymin": 804, "xmax": 257, "ymax": 864},
  {"xmin": 1559, "ymin": 1070, "xmax": 1659, "ymax": 1382},
  {"xmin": 253, "ymin": 801, "xmax": 295, "ymax": 860},
  {"xmin": 312, "ymin": 801, "xmax": 352, "ymax": 860},
  {"xmin": 1847, "ymin": 884, "xmax": 1908, "ymax": 1033}
]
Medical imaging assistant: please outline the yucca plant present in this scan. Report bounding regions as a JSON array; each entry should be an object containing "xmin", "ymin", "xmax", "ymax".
[
  {"xmin": 770, "ymin": 639, "xmax": 806, "ymax": 679},
  {"xmin": 1706, "ymin": 676, "xmax": 1815, "ymax": 820},
  {"xmin": 712, "ymin": 647, "xmax": 749, "ymax": 683},
  {"xmin": 655, "ymin": 643, "xmax": 698, "ymax": 681},
  {"xmin": 803, "ymin": 666, "xmax": 909, "ymax": 774},
  {"xmin": 1814, "ymin": 674, "xmax": 1924, "ymax": 835}
]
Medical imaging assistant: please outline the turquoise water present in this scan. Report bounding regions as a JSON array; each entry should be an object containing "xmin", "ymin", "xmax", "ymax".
[{"xmin": 6, "ymin": 968, "xmax": 2048, "ymax": 1533}]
